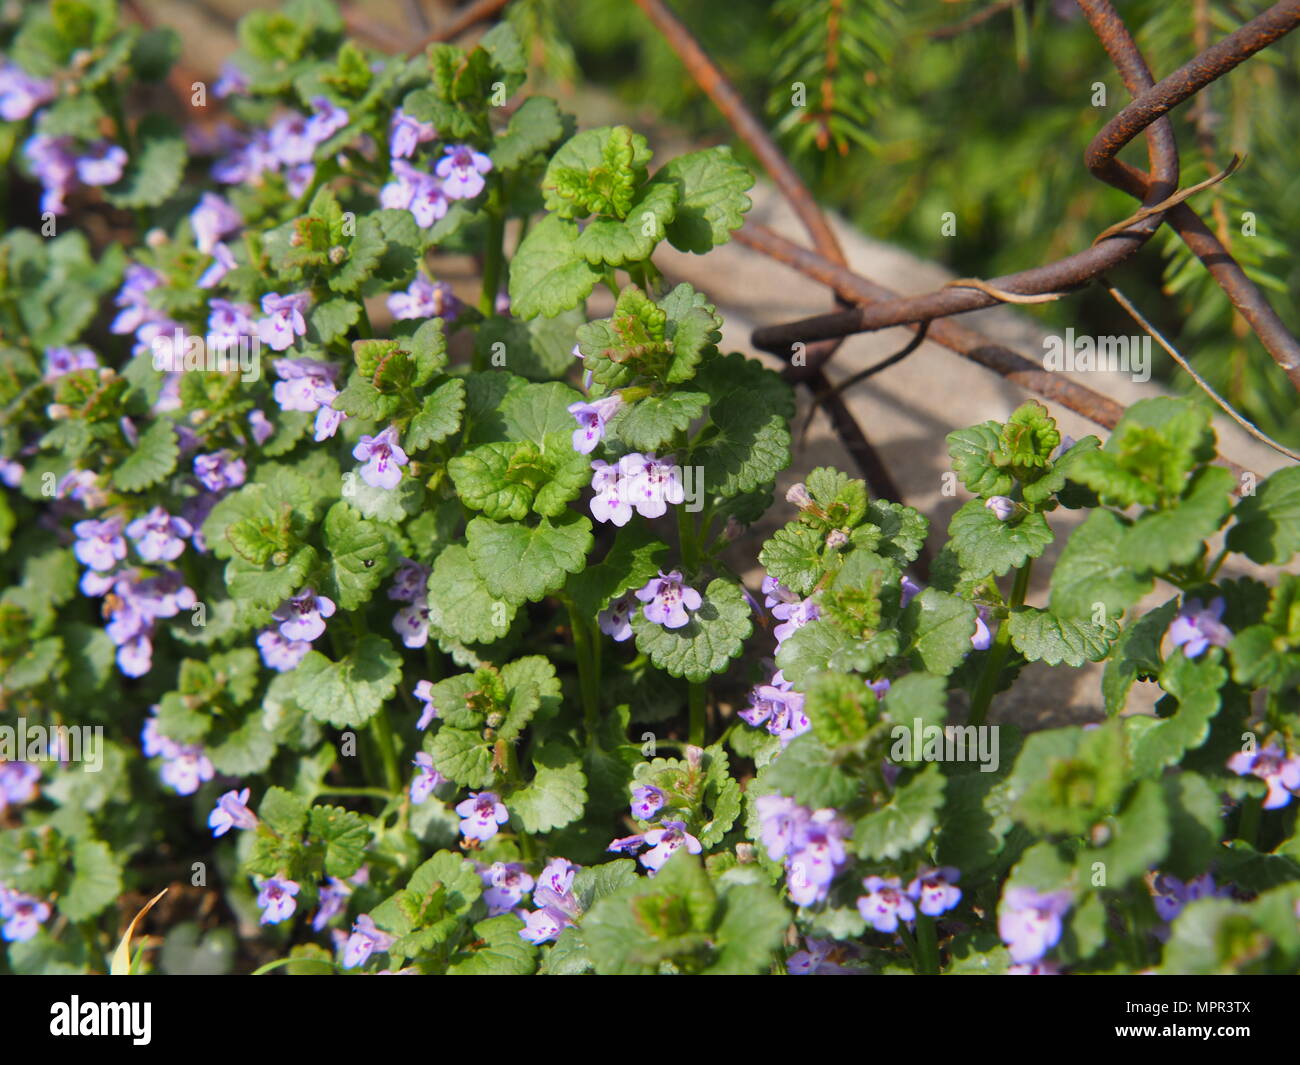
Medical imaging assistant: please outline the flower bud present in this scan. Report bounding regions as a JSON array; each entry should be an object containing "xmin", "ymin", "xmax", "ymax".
[
  {"xmin": 826, "ymin": 528, "xmax": 849, "ymax": 550},
  {"xmin": 145, "ymin": 228, "xmax": 169, "ymax": 248},
  {"xmin": 985, "ymin": 495, "xmax": 1016, "ymax": 522},
  {"xmin": 785, "ymin": 483, "xmax": 813, "ymax": 509}
]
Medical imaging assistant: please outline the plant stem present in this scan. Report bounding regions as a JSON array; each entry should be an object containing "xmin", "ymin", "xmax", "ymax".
[
  {"xmin": 1238, "ymin": 794, "xmax": 1262, "ymax": 847},
  {"xmin": 968, "ymin": 559, "xmax": 1032, "ymax": 727},
  {"xmin": 896, "ymin": 924, "xmax": 924, "ymax": 973},
  {"xmin": 688, "ymin": 682, "xmax": 706, "ymax": 747},
  {"xmin": 478, "ymin": 179, "xmax": 506, "ymax": 316},
  {"xmin": 314, "ymin": 786, "xmax": 393, "ymax": 799},
  {"xmin": 370, "ymin": 707, "xmax": 402, "ymax": 797},
  {"xmin": 567, "ymin": 599, "xmax": 601, "ymax": 741},
  {"xmin": 916, "ymin": 914, "xmax": 940, "ymax": 975}
]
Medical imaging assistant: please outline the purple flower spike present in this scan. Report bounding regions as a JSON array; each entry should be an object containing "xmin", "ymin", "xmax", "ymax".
[
  {"xmin": 455, "ymin": 791, "xmax": 509, "ymax": 841},
  {"xmin": 1227, "ymin": 745, "xmax": 1300, "ymax": 810},
  {"xmin": 256, "ymin": 292, "xmax": 311, "ymax": 352},
  {"xmin": 126, "ymin": 506, "xmax": 193, "ymax": 563},
  {"xmin": 435, "ymin": 144, "xmax": 492, "ymax": 199},
  {"xmin": 409, "ymin": 752, "xmax": 444, "ymax": 805},
  {"xmin": 630, "ymin": 785, "xmax": 666, "ymax": 822},
  {"xmin": 342, "ymin": 914, "xmax": 394, "ymax": 969},
  {"xmin": 353, "ymin": 426, "xmax": 408, "ymax": 490},
  {"xmin": 998, "ymin": 885, "xmax": 1072, "ymax": 964},
  {"xmin": 271, "ymin": 358, "xmax": 338, "ymax": 413},
  {"xmin": 566, "ymin": 396, "xmax": 623, "ymax": 455},
  {"xmin": 272, "ymin": 588, "xmax": 336, "ymax": 643},
  {"xmin": 597, "ymin": 591, "xmax": 636, "ymax": 642},
  {"xmin": 209, "ymin": 788, "xmax": 257, "ymax": 837},
  {"xmin": 257, "ymin": 876, "xmax": 300, "ymax": 925},
  {"xmin": 857, "ymin": 875, "xmax": 917, "ymax": 933},
  {"xmin": 73, "ymin": 517, "xmax": 127, "ymax": 572},
  {"xmin": 75, "ymin": 141, "xmax": 128, "ymax": 187},
  {"xmin": 1169, "ymin": 596, "xmax": 1232, "ymax": 659},
  {"xmin": 635, "ymin": 570, "xmax": 702, "ymax": 630},
  {"xmin": 906, "ymin": 866, "xmax": 963, "ymax": 917},
  {"xmin": 639, "ymin": 821, "xmax": 702, "ymax": 873}
]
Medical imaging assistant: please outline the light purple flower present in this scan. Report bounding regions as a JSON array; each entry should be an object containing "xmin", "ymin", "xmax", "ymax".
[
  {"xmin": 126, "ymin": 507, "xmax": 193, "ymax": 563},
  {"xmin": 1007, "ymin": 960, "xmax": 1061, "ymax": 975},
  {"xmin": 191, "ymin": 192, "xmax": 241, "ymax": 254},
  {"xmin": 739, "ymin": 674, "xmax": 809, "ymax": 747},
  {"xmin": 985, "ymin": 495, "xmax": 1016, "ymax": 522},
  {"xmin": 353, "ymin": 426, "xmax": 408, "ymax": 490},
  {"xmin": 567, "ymin": 396, "xmax": 623, "ymax": 455},
  {"xmin": 387, "ymin": 275, "xmax": 460, "ymax": 321},
  {"xmin": 24, "ymin": 133, "xmax": 77, "ymax": 215},
  {"xmin": 631, "ymin": 785, "xmax": 666, "ymax": 822},
  {"xmin": 207, "ymin": 298, "xmax": 255, "ymax": 339},
  {"xmin": 755, "ymin": 794, "xmax": 803, "ymax": 861},
  {"xmin": 589, "ymin": 458, "xmax": 633, "ymax": 526},
  {"xmin": 857, "ymin": 875, "xmax": 917, "ymax": 933},
  {"xmin": 625, "ymin": 453, "xmax": 685, "ymax": 519},
  {"xmin": 907, "ymin": 866, "xmax": 963, "ymax": 917},
  {"xmin": 640, "ymin": 820, "xmax": 702, "ymax": 873},
  {"xmin": 268, "ymin": 111, "xmax": 316, "ymax": 166},
  {"xmin": 635, "ymin": 570, "xmax": 701, "ymax": 629},
  {"xmin": 313, "ymin": 877, "xmax": 353, "ymax": 932},
  {"xmin": 194, "ymin": 450, "xmax": 247, "ymax": 493},
  {"xmin": 0, "ymin": 762, "xmax": 40, "ymax": 811},
  {"xmin": 900, "ymin": 576, "xmax": 922, "ymax": 609},
  {"xmin": 387, "ymin": 558, "xmax": 430, "ymax": 603},
  {"xmin": 159, "ymin": 745, "xmax": 215, "ymax": 796},
  {"xmin": 0, "ymin": 458, "xmax": 23, "ymax": 488},
  {"xmin": 306, "ymin": 97, "xmax": 349, "ymax": 143},
  {"xmin": 257, "ymin": 628, "xmax": 312, "ymax": 672},
  {"xmin": 44, "ymin": 346, "xmax": 99, "ymax": 381},
  {"xmin": 393, "ymin": 603, "xmax": 430, "ymax": 649},
  {"xmin": 257, "ymin": 292, "xmax": 311, "ymax": 352},
  {"xmin": 1169, "ymin": 596, "xmax": 1232, "ymax": 659},
  {"xmin": 971, "ymin": 606, "xmax": 992, "ymax": 651},
  {"xmin": 1152, "ymin": 872, "xmax": 1228, "ymax": 923},
  {"xmin": 272, "ymin": 587, "xmax": 336, "ymax": 643},
  {"xmin": 389, "ymin": 108, "xmax": 437, "ymax": 158},
  {"xmin": 248, "ymin": 409, "xmax": 274, "ymax": 445},
  {"xmin": 786, "ymin": 809, "xmax": 851, "ymax": 906},
  {"xmin": 1226, "ymin": 745, "xmax": 1300, "ymax": 810},
  {"xmin": 258, "ymin": 876, "xmax": 300, "ymax": 925},
  {"xmin": 481, "ymin": 862, "xmax": 535, "ymax": 916},
  {"xmin": 209, "ymin": 787, "xmax": 257, "ymax": 837},
  {"xmin": 435, "ymin": 144, "xmax": 492, "ymax": 199},
  {"xmin": 0, "ymin": 63, "xmax": 55, "ymax": 121},
  {"xmin": 455, "ymin": 791, "xmax": 509, "ymax": 841},
  {"xmin": 314, "ymin": 399, "xmax": 345, "ymax": 442},
  {"xmin": 342, "ymin": 914, "xmax": 394, "ymax": 969},
  {"xmin": 213, "ymin": 62, "xmax": 248, "ymax": 99},
  {"xmin": 73, "ymin": 517, "xmax": 127, "ymax": 572},
  {"xmin": 0, "ymin": 887, "xmax": 51, "ymax": 943},
  {"xmin": 519, "ymin": 906, "xmax": 567, "ymax": 945},
  {"xmin": 772, "ymin": 597, "xmax": 819, "ymax": 646},
  {"xmin": 409, "ymin": 752, "xmax": 444, "ymax": 805},
  {"xmin": 413, "ymin": 680, "xmax": 438, "ymax": 730},
  {"xmin": 597, "ymin": 591, "xmax": 636, "ymax": 642},
  {"xmin": 75, "ymin": 141, "xmax": 128, "ymax": 187},
  {"xmin": 998, "ymin": 885, "xmax": 1072, "ymax": 964},
  {"xmin": 198, "ymin": 241, "xmax": 238, "ymax": 289},
  {"xmin": 787, "ymin": 938, "xmax": 864, "ymax": 975}
]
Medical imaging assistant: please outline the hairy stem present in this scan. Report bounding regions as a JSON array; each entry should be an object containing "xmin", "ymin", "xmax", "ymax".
[{"xmin": 968, "ymin": 559, "xmax": 1032, "ymax": 727}]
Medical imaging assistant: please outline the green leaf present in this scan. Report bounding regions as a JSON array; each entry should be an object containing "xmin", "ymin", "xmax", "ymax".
[
  {"xmin": 1050, "ymin": 509, "xmax": 1153, "ymax": 621},
  {"xmin": 1121, "ymin": 465, "xmax": 1234, "ymax": 573},
  {"xmin": 881, "ymin": 672, "xmax": 949, "ymax": 733},
  {"xmin": 429, "ymin": 726, "xmax": 495, "ymax": 789},
  {"xmin": 805, "ymin": 671, "xmax": 876, "ymax": 748},
  {"xmin": 426, "ymin": 544, "xmax": 517, "ymax": 645},
  {"xmin": 490, "ymin": 95, "xmax": 569, "ymax": 170},
  {"xmin": 542, "ymin": 125, "xmax": 652, "ymax": 219},
  {"xmin": 448, "ymin": 914, "xmax": 538, "ymax": 975},
  {"xmin": 756, "ymin": 733, "xmax": 858, "ymax": 809},
  {"xmin": 507, "ymin": 214, "xmax": 601, "ymax": 319},
  {"xmin": 574, "ymin": 181, "xmax": 678, "ymax": 267},
  {"xmin": 308, "ymin": 297, "xmax": 361, "ymax": 344},
  {"xmin": 60, "ymin": 839, "xmax": 122, "ymax": 922},
  {"xmin": 1081, "ymin": 778, "xmax": 1169, "ymax": 887},
  {"xmin": 706, "ymin": 881, "xmax": 787, "ymax": 975},
  {"xmin": 854, "ymin": 765, "xmax": 946, "ymax": 860},
  {"xmin": 1007, "ymin": 606, "xmax": 1118, "ymax": 667},
  {"xmin": 292, "ymin": 635, "xmax": 402, "ymax": 728},
  {"xmin": 758, "ymin": 522, "xmax": 826, "ymax": 598},
  {"xmin": 465, "ymin": 514, "xmax": 593, "ymax": 605},
  {"xmin": 103, "ymin": 114, "xmax": 185, "ymax": 208},
  {"xmin": 566, "ymin": 523, "xmax": 668, "ymax": 620},
  {"xmin": 631, "ymin": 577, "xmax": 752, "ymax": 682},
  {"xmin": 901, "ymin": 588, "xmax": 978, "ymax": 676},
  {"xmin": 1126, "ymin": 653, "xmax": 1225, "ymax": 776},
  {"xmin": 113, "ymin": 418, "xmax": 178, "ymax": 491},
  {"xmin": 694, "ymin": 353, "xmax": 794, "ymax": 496},
  {"xmin": 867, "ymin": 500, "xmax": 929, "ymax": 565},
  {"xmin": 327, "ymin": 214, "xmax": 387, "ymax": 294},
  {"xmin": 774, "ymin": 619, "xmax": 855, "ymax": 688},
  {"xmin": 402, "ymin": 378, "xmax": 465, "ymax": 453},
  {"xmin": 1009, "ymin": 724, "xmax": 1128, "ymax": 835},
  {"xmin": 1227, "ymin": 465, "xmax": 1300, "ymax": 565},
  {"xmin": 309, "ymin": 805, "xmax": 372, "ymax": 878},
  {"xmin": 259, "ymin": 786, "xmax": 309, "ymax": 837},
  {"xmin": 610, "ymin": 389, "xmax": 708, "ymax": 453},
  {"xmin": 650, "ymin": 146, "xmax": 754, "ymax": 253},
  {"xmin": 1102, "ymin": 598, "xmax": 1178, "ymax": 714},
  {"xmin": 321, "ymin": 501, "xmax": 391, "ymax": 610},
  {"xmin": 946, "ymin": 421, "xmax": 1012, "ymax": 497},
  {"xmin": 509, "ymin": 743, "xmax": 587, "ymax": 833},
  {"xmin": 948, "ymin": 500, "xmax": 1053, "ymax": 578}
]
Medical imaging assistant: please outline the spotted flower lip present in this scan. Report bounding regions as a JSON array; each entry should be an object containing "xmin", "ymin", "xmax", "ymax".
[
  {"xmin": 272, "ymin": 587, "xmax": 336, "ymax": 643},
  {"xmin": 342, "ymin": 914, "xmax": 395, "ymax": 969},
  {"xmin": 257, "ymin": 875, "xmax": 300, "ymax": 925},
  {"xmin": 0, "ymin": 886, "xmax": 51, "ymax": 943},
  {"xmin": 389, "ymin": 108, "xmax": 437, "ymax": 158},
  {"xmin": 455, "ymin": 791, "xmax": 510, "ymax": 841},
  {"xmin": 257, "ymin": 291, "xmax": 311, "ymax": 352},
  {"xmin": 566, "ymin": 396, "xmax": 623, "ymax": 455},
  {"xmin": 409, "ymin": 752, "xmax": 444, "ymax": 805},
  {"xmin": 1227, "ymin": 745, "xmax": 1300, "ymax": 809},
  {"xmin": 435, "ymin": 144, "xmax": 492, "ymax": 199},
  {"xmin": 1168, "ymin": 596, "xmax": 1232, "ymax": 659},
  {"xmin": 635, "ymin": 570, "xmax": 702, "ymax": 629},
  {"xmin": 997, "ymin": 885, "xmax": 1072, "ymax": 964},
  {"xmin": 856, "ymin": 875, "xmax": 916, "ymax": 933},
  {"xmin": 208, "ymin": 787, "xmax": 257, "ymax": 838},
  {"xmin": 75, "ymin": 141, "xmax": 128, "ymax": 187},
  {"xmin": 353, "ymin": 425, "xmax": 409, "ymax": 490}
]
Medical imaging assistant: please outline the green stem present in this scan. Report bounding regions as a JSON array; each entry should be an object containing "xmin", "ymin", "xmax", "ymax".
[
  {"xmin": 916, "ymin": 914, "xmax": 940, "ymax": 975},
  {"xmin": 896, "ymin": 923, "xmax": 924, "ymax": 973},
  {"xmin": 478, "ymin": 180, "xmax": 506, "ymax": 316},
  {"xmin": 356, "ymin": 301, "xmax": 374, "ymax": 339},
  {"xmin": 688, "ymin": 682, "xmax": 706, "ymax": 747},
  {"xmin": 968, "ymin": 559, "xmax": 1032, "ymax": 727},
  {"xmin": 567, "ymin": 600, "xmax": 601, "ymax": 741},
  {"xmin": 1238, "ymin": 794, "xmax": 1262, "ymax": 847},
  {"xmin": 314, "ymin": 786, "xmax": 393, "ymax": 799},
  {"xmin": 370, "ymin": 707, "xmax": 402, "ymax": 797}
]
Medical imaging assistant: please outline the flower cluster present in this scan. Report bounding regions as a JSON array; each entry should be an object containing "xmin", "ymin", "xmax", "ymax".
[
  {"xmin": 381, "ymin": 143, "xmax": 492, "ymax": 228},
  {"xmin": 998, "ymin": 885, "xmax": 1071, "ymax": 966},
  {"xmin": 589, "ymin": 453, "xmax": 685, "ymax": 525},
  {"xmin": 141, "ymin": 709, "xmax": 214, "ymax": 796},
  {"xmin": 739, "ymin": 670, "xmax": 810, "ymax": 747},
  {"xmin": 271, "ymin": 356, "xmax": 343, "ymax": 441},
  {"xmin": 756, "ymin": 795, "xmax": 851, "ymax": 906},
  {"xmin": 0, "ymin": 885, "xmax": 51, "ymax": 943},
  {"xmin": 1227, "ymin": 745, "xmax": 1300, "ymax": 810},
  {"xmin": 517, "ymin": 858, "xmax": 582, "ymax": 944}
]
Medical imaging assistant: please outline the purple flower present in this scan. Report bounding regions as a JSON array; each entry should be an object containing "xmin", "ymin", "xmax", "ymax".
[
  {"xmin": 198, "ymin": 241, "xmax": 238, "ymax": 289},
  {"xmin": 786, "ymin": 809, "xmax": 851, "ymax": 905},
  {"xmin": 481, "ymin": 862, "xmax": 535, "ymax": 916},
  {"xmin": 257, "ymin": 628, "xmax": 312, "ymax": 672},
  {"xmin": 408, "ymin": 174, "xmax": 450, "ymax": 228},
  {"xmin": 787, "ymin": 938, "xmax": 864, "ymax": 976},
  {"xmin": 353, "ymin": 426, "xmax": 408, "ymax": 490},
  {"xmin": 389, "ymin": 108, "xmax": 437, "ymax": 158},
  {"xmin": 248, "ymin": 409, "xmax": 274, "ymax": 445},
  {"xmin": 212, "ymin": 128, "xmax": 277, "ymax": 185},
  {"xmin": 257, "ymin": 876, "xmax": 300, "ymax": 925},
  {"xmin": 755, "ymin": 794, "xmax": 803, "ymax": 861},
  {"xmin": 900, "ymin": 576, "xmax": 922, "ymax": 609},
  {"xmin": 413, "ymin": 680, "xmax": 438, "ymax": 730},
  {"xmin": 0, "ymin": 762, "xmax": 40, "ymax": 811},
  {"xmin": 257, "ymin": 292, "xmax": 311, "ymax": 352},
  {"xmin": 73, "ymin": 517, "xmax": 127, "ymax": 572},
  {"xmin": 312, "ymin": 877, "xmax": 353, "ymax": 932},
  {"xmin": 597, "ymin": 591, "xmax": 636, "ymax": 642},
  {"xmin": 191, "ymin": 192, "xmax": 242, "ymax": 254},
  {"xmin": 517, "ymin": 857, "xmax": 582, "ymax": 943},
  {"xmin": 306, "ymin": 97, "xmax": 349, "ymax": 143},
  {"xmin": 1151, "ymin": 872, "xmax": 1228, "ymax": 923},
  {"xmin": 110, "ymin": 264, "xmax": 163, "ymax": 336},
  {"xmin": 1169, "ymin": 596, "xmax": 1232, "ymax": 659},
  {"xmin": 268, "ymin": 111, "xmax": 317, "ymax": 167},
  {"xmin": 207, "ymin": 298, "xmax": 254, "ymax": 339},
  {"xmin": 379, "ymin": 159, "xmax": 422, "ymax": 209},
  {"xmin": 984, "ymin": 495, "xmax": 1016, "ymax": 522},
  {"xmin": 857, "ymin": 875, "xmax": 916, "ymax": 933},
  {"xmin": 635, "ymin": 570, "xmax": 702, "ymax": 629},
  {"xmin": 0, "ymin": 63, "xmax": 55, "ymax": 121},
  {"xmin": 44, "ymin": 345, "xmax": 99, "ymax": 381},
  {"xmin": 519, "ymin": 906, "xmax": 568, "ymax": 945},
  {"xmin": 998, "ymin": 885, "xmax": 1072, "ymax": 964},
  {"xmin": 125, "ymin": 506, "xmax": 193, "ymax": 563},
  {"xmin": 0, "ymin": 458, "xmax": 23, "ymax": 488},
  {"xmin": 209, "ymin": 788, "xmax": 258, "ymax": 837},
  {"xmin": 393, "ymin": 602, "xmax": 430, "ymax": 649},
  {"xmin": 971, "ymin": 606, "xmax": 992, "ymax": 651},
  {"xmin": 907, "ymin": 866, "xmax": 962, "ymax": 917},
  {"xmin": 455, "ymin": 791, "xmax": 509, "ymax": 841},
  {"xmin": 271, "ymin": 358, "xmax": 339, "ymax": 413},
  {"xmin": 567, "ymin": 396, "xmax": 623, "ymax": 455},
  {"xmin": 435, "ymin": 144, "xmax": 492, "ymax": 199},
  {"xmin": 589, "ymin": 458, "xmax": 634, "ymax": 526},
  {"xmin": 387, "ymin": 275, "xmax": 459, "ymax": 321},
  {"xmin": 272, "ymin": 587, "xmax": 336, "ymax": 643},
  {"xmin": 213, "ymin": 62, "xmax": 248, "ymax": 99},
  {"xmin": 772, "ymin": 597, "xmax": 819, "ymax": 646},
  {"xmin": 0, "ymin": 887, "xmax": 51, "ymax": 943},
  {"xmin": 630, "ymin": 785, "xmax": 666, "ymax": 821},
  {"xmin": 75, "ymin": 141, "xmax": 128, "ymax": 187},
  {"xmin": 409, "ymin": 752, "xmax": 445, "ymax": 805},
  {"xmin": 159, "ymin": 744, "xmax": 215, "ymax": 796},
  {"xmin": 625, "ymin": 453, "xmax": 685, "ymax": 519},
  {"xmin": 1227, "ymin": 745, "xmax": 1300, "ymax": 810},
  {"xmin": 1007, "ymin": 960, "xmax": 1061, "ymax": 975},
  {"xmin": 24, "ymin": 133, "xmax": 77, "ymax": 214},
  {"xmin": 194, "ymin": 450, "xmax": 247, "ymax": 493},
  {"xmin": 739, "ymin": 674, "xmax": 809, "ymax": 747},
  {"xmin": 342, "ymin": 914, "xmax": 394, "ymax": 969},
  {"xmin": 387, "ymin": 558, "xmax": 430, "ymax": 602},
  {"xmin": 640, "ymin": 820, "xmax": 703, "ymax": 873}
]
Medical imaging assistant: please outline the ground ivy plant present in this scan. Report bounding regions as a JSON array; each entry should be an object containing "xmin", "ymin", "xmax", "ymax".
[{"xmin": 0, "ymin": 0, "xmax": 1298, "ymax": 976}]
